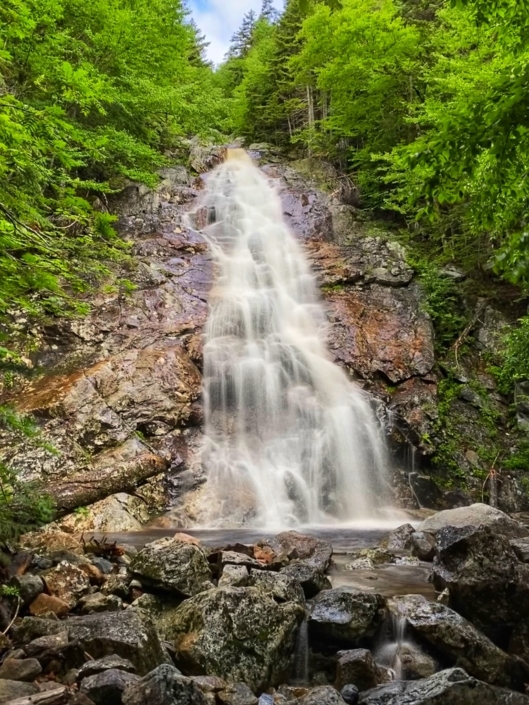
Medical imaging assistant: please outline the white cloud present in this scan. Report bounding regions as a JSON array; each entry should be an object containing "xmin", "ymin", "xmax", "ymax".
[{"xmin": 189, "ymin": 0, "xmax": 283, "ymax": 66}]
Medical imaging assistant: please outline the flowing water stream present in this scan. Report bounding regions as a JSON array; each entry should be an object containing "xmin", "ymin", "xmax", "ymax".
[{"xmin": 187, "ymin": 149, "xmax": 392, "ymax": 528}]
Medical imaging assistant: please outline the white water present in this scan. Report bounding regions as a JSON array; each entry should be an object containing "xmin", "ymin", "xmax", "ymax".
[{"xmin": 189, "ymin": 150, "xmax": 391, "ymax": 528}]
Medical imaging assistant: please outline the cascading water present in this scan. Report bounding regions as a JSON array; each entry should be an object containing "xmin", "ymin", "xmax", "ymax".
[{"xmin": 189, "ymin": 149, "xmax": 391, "ymax": 528}]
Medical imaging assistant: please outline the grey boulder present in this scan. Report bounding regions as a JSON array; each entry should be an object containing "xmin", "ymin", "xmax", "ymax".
[
  {"xmin": 358, "ymin": 668, "xmax": 529, "ymax": 704},
  {"xmin": 161, "ymin": 586, "xmax": 305, "ymax": 691},
  {"xmin": 122, "ymin": 664, "xmax": 209, "ymax": 705},
  {"xmin": 389, "ymin": 595, "xmax": 528, "ymax": 690},
  {"xmin": 309, "ymin": 589, "xmax": 386, "ymax": 650},
  {"xmin": 80, "ymin": 669, "xmax": 141, "ymax": 704},
  {"xmin": 130, "ymin": 537, "xmax": 213, "ymax": 597}
]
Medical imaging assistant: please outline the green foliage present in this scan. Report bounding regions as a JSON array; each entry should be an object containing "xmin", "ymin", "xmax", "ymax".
[
  {"xmin": 408, "ymin": 257, "xmax": 466, "ymax": 354},
  {"xmin": 0, "ymin": 584, "xmax": 20, "ymax": 598},
  {"xmin": 494, "ymin": 316, "xmax": 529, "ymax": 394},
  {"xmin": 0, "ymin": 0, "xmax": 229, "ymax": 320},
  {"xmin": 0, "ymin": 406, "xmax": 55, "ymax": 560},
  {"xmin": 223, "ymin": 0, "xmax": 529, "ymax": 291}
]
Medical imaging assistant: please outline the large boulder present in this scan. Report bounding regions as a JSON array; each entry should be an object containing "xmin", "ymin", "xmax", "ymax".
[
  {"xmin": 432, "ymin": 525, "xmax": 529, "ymax": 642},
  {"xmin": 157, "ymin": 586, "xmax": 305, "ymax": 692},
  {"xmin": 63, "ymin": 609, "xmax": 170, "ymax": 676},
  {"xmin": 80, "ymin": 669, "xmax": 141, "ymax": 705},
  {"xmin": 130, "ymin": 537, "xmax": 213, "ymax": 596},
  {"xmin": 358, "ymin": 668, "xmax": 529, "ymax": 705},
  {"xmin": 389, "ymin": 595, "xmax": 528, "ymax": 690},
  {"xmin": 123, "ymin": 664, "xmax": 209, "ymax": 705},
  {"xmin": 309, "ymin": 589, "xmax": 386, "ymax": 651},
  {"xmin": 419, "ymin": 504, "xmax": 527, "ymax": 540}
]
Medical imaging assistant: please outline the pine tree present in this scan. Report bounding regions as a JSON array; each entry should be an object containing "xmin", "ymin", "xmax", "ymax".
[
  {"xmin": 228, "ymin": 10, "xmax": 257, "ymax": 59},
  {"xmin": 260, "ymin": 0, "xmax": 279, "ymax": 22}
]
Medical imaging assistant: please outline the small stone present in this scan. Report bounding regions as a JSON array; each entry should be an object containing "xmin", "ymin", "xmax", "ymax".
[
  {"xmin": 0, "ymin": 658, "xmax": 42, "ymax": 682},
  {"xmin": 101, "ymin": 574, "xmax": 130, "ymax": 600},
  {"xmin": 78, "ymin": 593, "xmax": 123, "ymax": 614},
  {"xmin": 78, "ymin": 655, "xmax": 136, "ymax": 681},
  {"xmin": 191, "ymin": 676, "xmax": 226, "ymax": 693},
  {"xmin": 80, "ymin": 668, "xmax": 141, "ymax": 705},
  {"xmin": 10, "ymin": 574, "xmax": 44, "ymax": 605},
  {"xmin": 32, "ymin": 556, "xmax": 53, "ymax": 571},
  {"xmin": 280, "ymin": 562, "xmax": 331, "ymax": 599},
  {"xmin": 79, "ymin": 563, "xmax": 105, "ymax": 586},
  {"xmin": 43, "ymin": 561, "xmax": 91, "ymax": 608},
  {"xmin": 30, "ymin": 593, "xmax": 70, "ymax": 618},
  {"xmin": 0, "ymin": 679, "xmax": 39, "ymax": 703},
  {"xmin": 341, "ymin": 685, "xmax": 359, "ymax": 705},
  {"xmin": 4, "ymin": 650, "xmax": 25, "ymax": 661},
  {"xmin": 218, "ymin": 683, "xmax": 258, "ymax": 705},
  {"xmin": 122, "ymin": 664, "xmax": 209, "ymax": 705},
  {"xmin": 258, "ymin": 696, "xmax": 274, "ymax": 705},
  {"xmin": 219, "ymin": 565, "xmax": 249, "ymax": 588},
  {"xmin": 91, "ymin": 558, "xmax": 113, "ymax": 575},
  {"xmin": 64, "ymin": 668, "xmax": 80, "ymax": 686},
  {"xmin": 25, "ymin": 631, "xmax": 69, "ymax": 659}
]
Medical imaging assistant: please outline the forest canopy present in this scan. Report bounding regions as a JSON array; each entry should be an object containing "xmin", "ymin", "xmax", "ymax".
[
  {"xmin": 0, "ymin": 0, "xmax": 229, "ymax": 320},
  {"xmin": 223, "ymin": 0, "xmax": 529, "ymax": 292}
]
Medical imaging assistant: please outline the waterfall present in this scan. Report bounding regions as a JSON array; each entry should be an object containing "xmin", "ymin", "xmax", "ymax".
[{"xmin": 188, "ymin": 149, "xmax": 391, "ymax": 528}]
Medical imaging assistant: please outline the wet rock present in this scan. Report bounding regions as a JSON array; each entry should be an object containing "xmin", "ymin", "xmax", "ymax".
[
  {"xmin": 0, "ymin": 658, "xmax": 42, "ymax": 682},
  {"xmin": 43, "ymin": 561, "xmax": 91, "ymax": 608},
  {"xmin": 419, "ymin": 504, "xmax": 527, "ymax": 539},
  {"xmin": 325, "ymin": 285, "xmax": 434, "ymax": 385},
  {"xmin": 10, "ymin": 574, "xmax": 44, "ymax": 605},
  {"xmin": 397, "ymin": 643, "xmax": 437, "ymax": 680},
  {"xmin": 130, "ymin": 537, "xmax": 213, "ymax": 597},
  {"xmin": 122, "ymin": 664, "xmax": 209, "ymax": 705},
  {"xmin": 280, "ymin": 562, "xmax": 331, "ymax": 599},
  {"xmin": 78, "ymin": 593, "xmax": 123, "ymax": 614},
  {"xmin": 80, "ymin": 669, "xmax": 141, "ymax": 705},
  {"xmin": 218, "ymin": 565, "xmax": 249, "ymax": 588},
  {"xmin": 408, "ymin": 474, "xmax": 443, "ymax": 509},
  {"xmin": 0, "ymin": 680, "xmax": 39, "ymax": 703},
  {"xmin": 390, "ymin": 594, "xmax": 528, "ymax": 690},
  {"xmin": 309, "ymin": 589, "xmax": 386, "ymax": 651},
  {"xmin": 358, "ymin": 667, "xmax": 529, "ymax": 704},
  {"xmin": 410, "ymin": 532, "xmax": 436, "ymax": 561},
  {"xmin": 247, "ymin": 570, "xmax": 305, "ymax": 607},
  {"xmin": 297, "ymin": 686, "xmax": 347, "ymax": 705},
  {"xmin": 432, "ymin": 524, "xmax": 529, "ymax": 641},
  {"xmin": 64, "ymin": 608, "xmax": 171, "ymax": 675},
  {"xmin": 78, "ymin": 655, "xmax": 136, "ymax": 680},
  {"xmin": 335, "ymin": 649, "xmax": 388, "ymax": 692},
  {"xmin": 341, "ymin": 684, "xmax": 359, "ymax": 705},
  {"xmin": 218, "ymin": 552, "xmax": 265, "ymax": 572},
  {"xmin": 162, "ymin": 586, "xmax": 305, "ymax": 691},
  {"xmin": 29, "ymin": 593, "xmax": 70, "ymax": 618},
  {"xmin": 189, "ymin": 140, "xmax": 226, "ymax": 174},
  {"xmin": 261, "ymin": 533, "xmax": 333, "ymax": 572},
  {"xmin": 218, "ymin": 683, "xmax": 258, "ymax": 705},
  {"xmin": 510, "ymin": 539, "xmax": 529, "ymax": 563},
  {"xmin": 386, "ymin": 524, "xmax": 415, "ymax": 550}
]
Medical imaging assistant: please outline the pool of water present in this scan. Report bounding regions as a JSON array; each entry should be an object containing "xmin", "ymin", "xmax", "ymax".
[{"xmin": 89, "ymin": 523, "xmax": 434, "ymax": 600}]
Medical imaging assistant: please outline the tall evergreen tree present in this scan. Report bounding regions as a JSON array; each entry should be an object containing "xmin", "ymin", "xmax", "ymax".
[
  {"xmin": 228, "ymin": 10, "xmax": 257, "ymax": 59},
  {"xmin": 260, "ymin": 0, "xmax": 280, "ymax": 22}
]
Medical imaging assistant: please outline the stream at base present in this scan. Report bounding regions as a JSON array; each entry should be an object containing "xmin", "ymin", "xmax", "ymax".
[{"xmin": 92, "ymin": 525, "xmax": 434, "ymax": 600}]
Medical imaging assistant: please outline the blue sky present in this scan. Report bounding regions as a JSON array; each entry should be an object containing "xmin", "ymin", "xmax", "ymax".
[{"xmin": 188, "ymin": 0, "xmax": 283, "ymax": 65}]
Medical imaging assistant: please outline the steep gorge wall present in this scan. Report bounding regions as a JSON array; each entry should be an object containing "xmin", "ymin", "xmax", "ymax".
[{"xmin": 0, "ymin": 145, "xmax": 526, "ymax": 531}]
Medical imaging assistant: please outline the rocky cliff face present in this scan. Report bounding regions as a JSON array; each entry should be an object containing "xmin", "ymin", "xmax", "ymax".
[{"xmin": 0, "ymin": 146, "xmax": 525, "ymax": 530}]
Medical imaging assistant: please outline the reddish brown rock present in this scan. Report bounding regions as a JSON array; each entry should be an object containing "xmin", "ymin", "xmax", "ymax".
[{"xmin": 29, "ymin": 593, "xmax": 70, "ymax": 618}]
